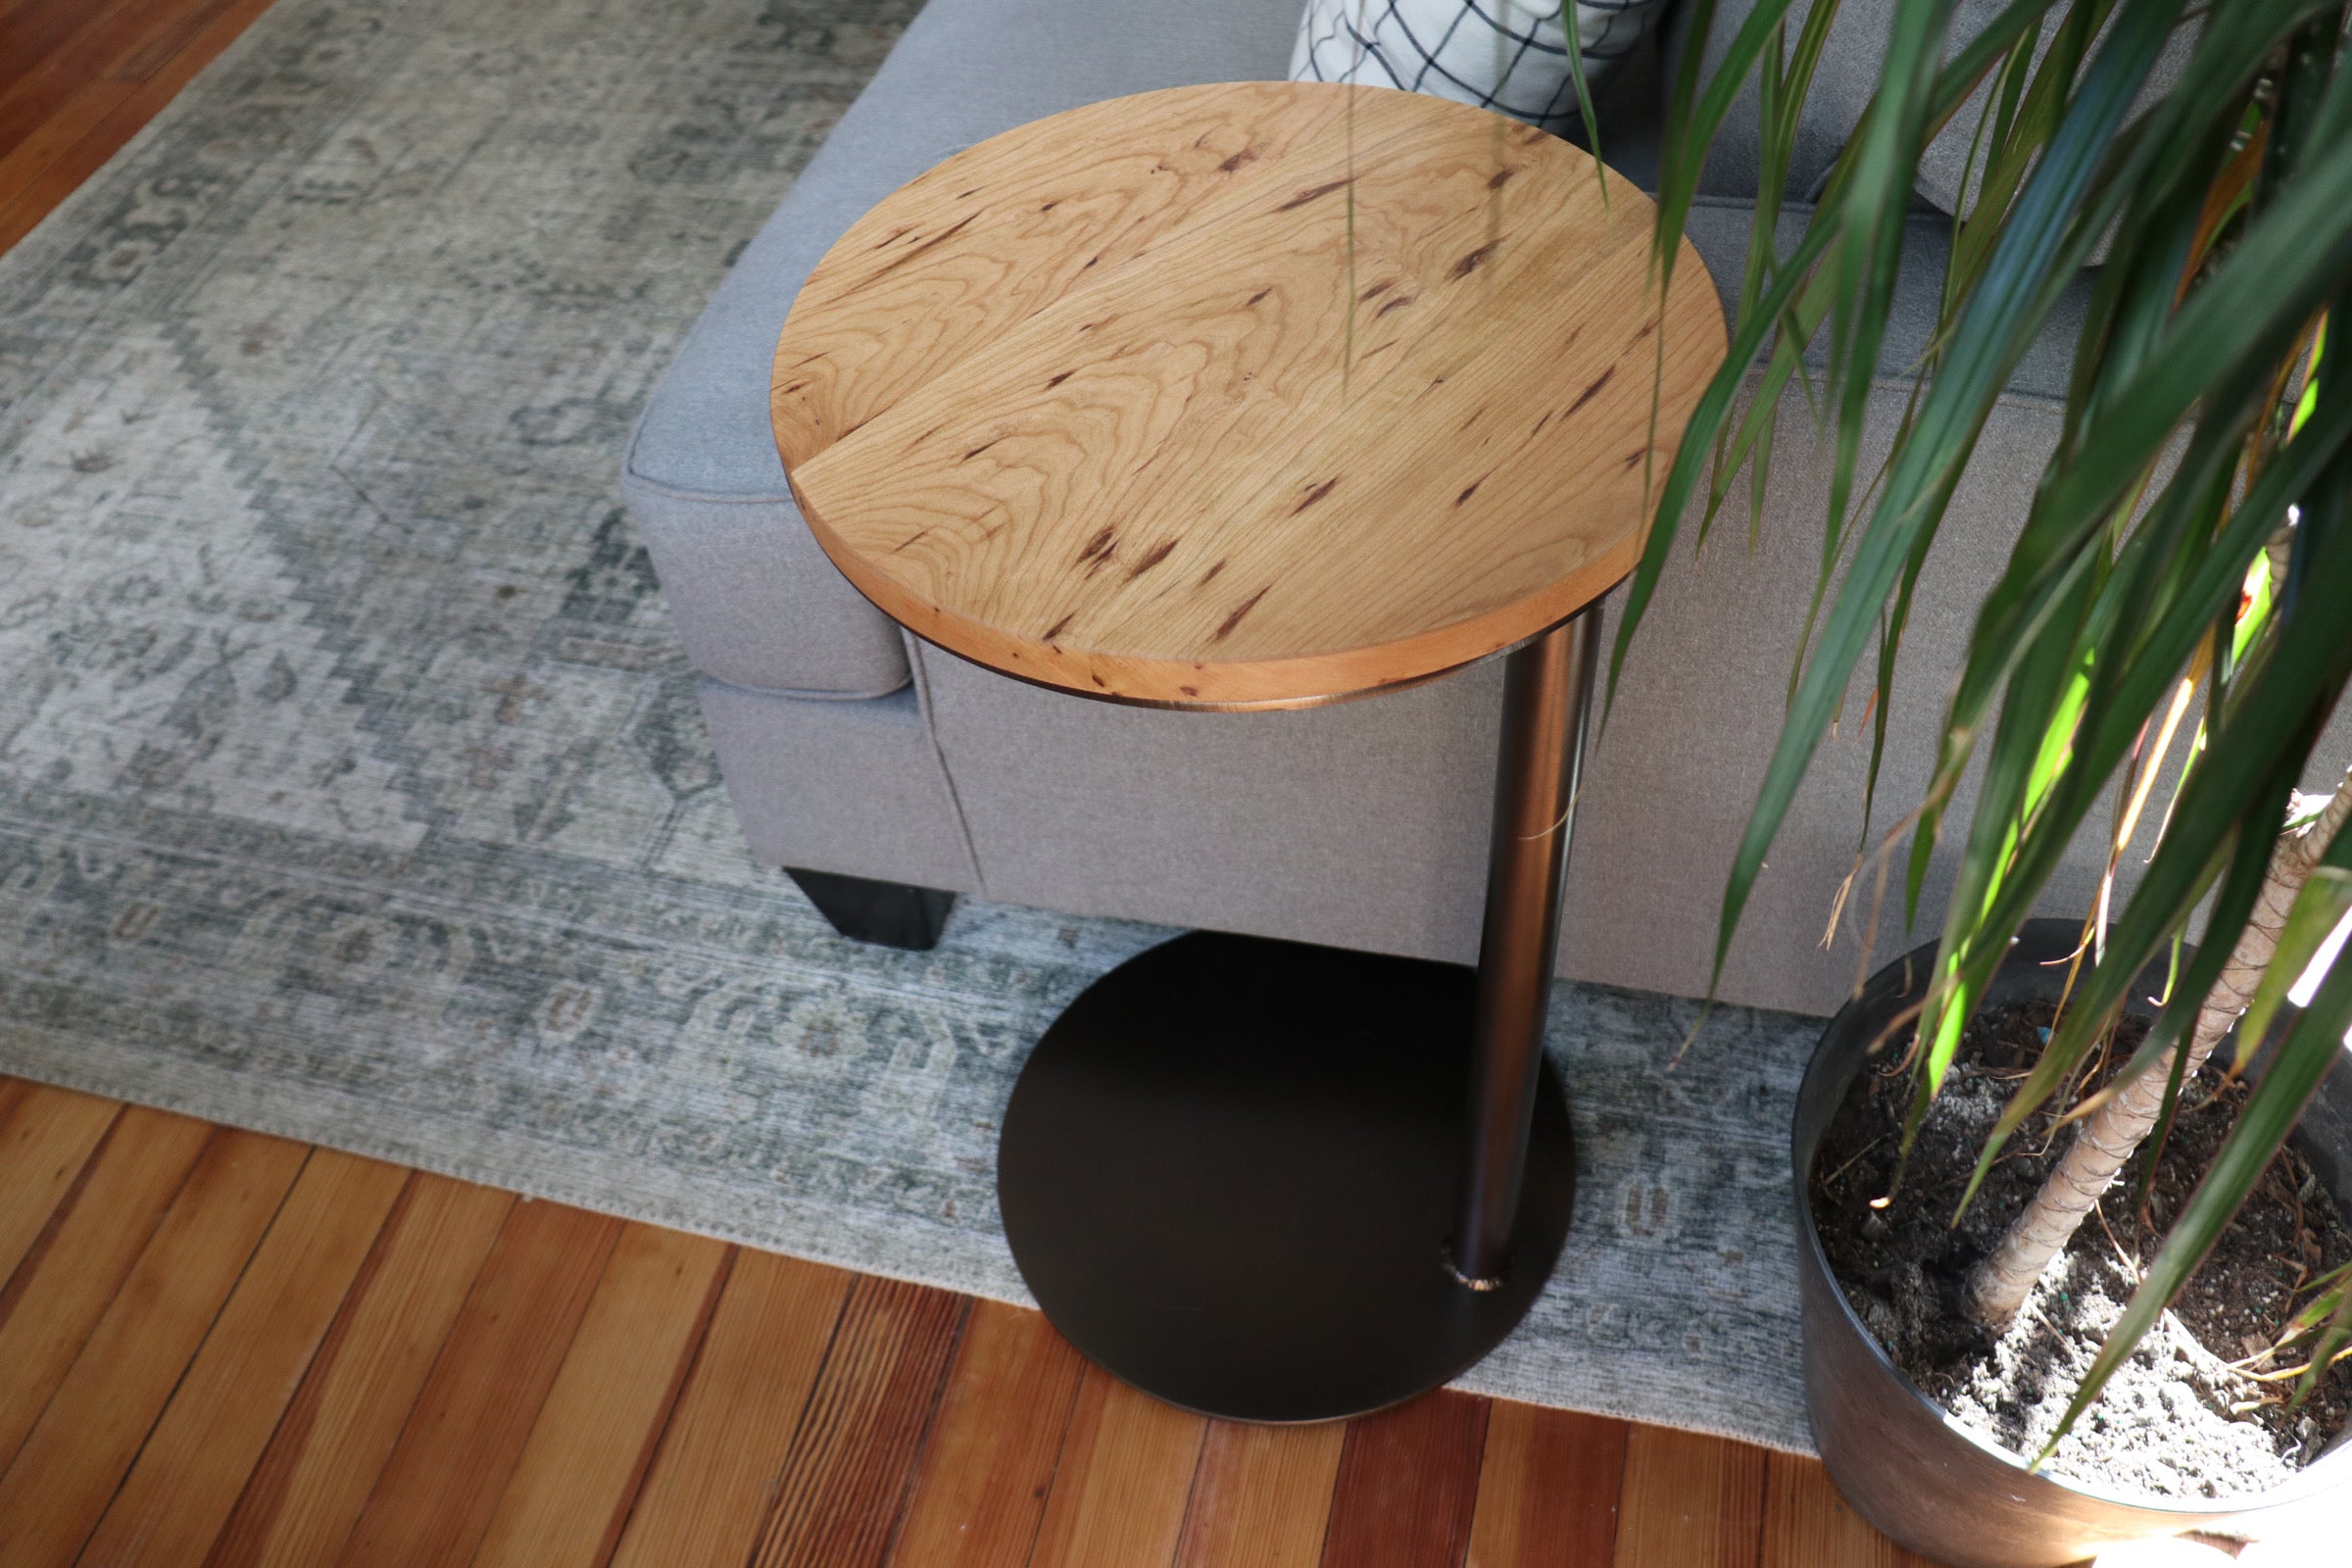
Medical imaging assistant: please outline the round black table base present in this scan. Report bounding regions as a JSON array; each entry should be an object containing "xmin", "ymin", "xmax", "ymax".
[{"xmin": 998, "ymin": 931, "xmax": 1574, "ymax": 1424}]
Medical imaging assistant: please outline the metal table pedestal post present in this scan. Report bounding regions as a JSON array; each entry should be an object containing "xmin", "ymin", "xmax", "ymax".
[
  {"xmin": 1455, "ymin": 611, "xmax": 1598, "ymax": 1288},
  {"xmin": 995, "ymin": 615, "xmax": 1596, "ymax": 1423}
]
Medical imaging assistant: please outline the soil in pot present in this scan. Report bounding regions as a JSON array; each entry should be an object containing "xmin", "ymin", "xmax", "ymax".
[{"xmin": 1811, "ymin": 999, "xmax": 2352, "ymax": 1500}]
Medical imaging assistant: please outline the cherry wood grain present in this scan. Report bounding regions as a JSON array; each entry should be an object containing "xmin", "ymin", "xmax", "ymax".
[
  {"xmin": 201, "ymin": 1173, "xmax": 515, "ymax": 1568},
  {"xmin": 74, "ymin": 1149, "xmax": 409, "ymax": 1568},
  {"xmin": 1173, "ymin": 1419, "xmax": 1348, "ymax": 1568},
  {"xmin": 774, "ymin": 84, "xmax": 1434, "ymax": 463},
  {"xmin": 0, "ymin": 0, "xmax": 150, "ymax": 146},
  {"xmin": 1028, "ymin": 1366, "xmax": 1209, "ymax": 1568},
  {"xmin": 108, "ymin": 0, "xmax": 254, "ymax": 82},
  {"xmin": 0, "ymin": 75, "xmax": 132, "ymax": 205},
  {"xmin": 470, "ymin": 1225, "xmax": 731, "ymax": 1568},
  {"xmin": 1465, "ymin": 1404, "xmax": 1630, "ymax": 1568},
  {"xmin": 0, "ymin": 1129, "xmax": 309, "ymax": 1568},
  {"xmin": 1611, "ymin": 1427, "xmax": 1769, "ymax": 1568},
  {"xmin": 776, "ymin": 81, "xmax": 1726, "ymax": 708},
  {"xmin": 887, "ymin": 1298, "xmax": 1090, "ymax": 1568},
  {"xmin": 1317, "ymin": 1389, "xmax": 1490, "ymax": 1568},
  {"xmin": 0, "ymin": 1083, "xmax": 118, "ymax": 1288},
  {"xmin": 331, "ymin": 1200, "xmax": 623, "ymax": 1568},
  {"xmin": 607, "ymin": 1250, "xmax": 852, "ymax": 1568},
  {"xmin": 0, "ymin": 0, "xmax": 277, "ymax": 254},
  {"xmin": 0, "ymin": 1106, "xmax": 215, "ymax": 1473},
  {"xmin": 1760, "ymin": 1453, "xmax": 1939, "ymax": 1568},
  {"xmin": 0, "ymin": 0, "xmax": 249, "ymax": 151}
]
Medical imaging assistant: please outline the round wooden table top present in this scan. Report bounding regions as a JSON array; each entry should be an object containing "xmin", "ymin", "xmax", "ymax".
[{"xmin": 772, "ymin": 81, "xmax": 1726, "ymax": 709}]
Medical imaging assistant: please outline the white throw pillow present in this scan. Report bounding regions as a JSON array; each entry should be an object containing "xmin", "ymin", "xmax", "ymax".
[{"xmin": 1290, "ymin": 0, "xmax": 1670, "ymax": 134}]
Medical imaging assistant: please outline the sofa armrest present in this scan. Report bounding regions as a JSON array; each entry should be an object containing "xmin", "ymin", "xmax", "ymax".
[{"xmin": 624, "ymin": 0, "xmax": 1300, "ymax": 697}]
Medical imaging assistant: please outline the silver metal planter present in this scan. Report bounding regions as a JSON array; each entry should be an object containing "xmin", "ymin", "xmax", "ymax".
[{"xmin": 1793, "ymin": 919, "xmax": 2352, "ymax": 1567}]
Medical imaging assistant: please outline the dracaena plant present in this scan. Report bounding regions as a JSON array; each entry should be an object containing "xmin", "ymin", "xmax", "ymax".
[{"xmin": 1614, "ymin": 0, "xmax": 2352, "ymax": 1451}]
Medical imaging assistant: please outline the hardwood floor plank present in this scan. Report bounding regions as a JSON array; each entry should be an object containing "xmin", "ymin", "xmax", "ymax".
[
  {"xmin": 1172, "ymin": 1419, "xmax": 1347, "ymax": 1568},
  {"xmin": 0, "ymin": 1083, "xmax": 1843, "ymax": 1568},
  {"xmin": 0, "ymin": 1107, "xmax": 216, "ymax": 1474},
  {"xmin": 0, "ymin": 1083, "xmax": 119, "ymax": 1290},
  {"xmin": 0, "ymin": 0, "xmax": 195, "ymax": 156},
  {"xmin": 0, "ymin": 74, "xmax": 132, "ymax": 207},
  {"xmin": 1464, "ymin": 1404, "xmax": 1629, "ymax": 1568},
  {"xmin": 1316, "ymin": 1391, "xmax": 1489, "ymax": 1568},
  {"xmin": 0, "ymin": 0, "xmax": 78, "ymax": 34},
  {"xmin": 470, "ymin": 1225, "xmax": 731, "ymax": 1568},
  {"xmin": 0, "ymin": 1128, "xmax": 309, "ymax": 1568},
  {"xmin": 73, "ymin": 1149, "xmax": 410, "ymax": 1568},
  {"xmin": 886, "ymin": 1300, "xmax": 1088, "ymax": 1568},
  {"xmin": 1029, "ymin": 1367, "xmax": 1208, "ymax": 1568},
  {"xmin": 1760, "ymin": 1453, "xmax": 1934, "ymax": 1568},
  {"xmin": 0, "ymin": 0, "xmax": 138, "ymax": 119},
  {"xmin": 331, "ymin": 1199, "xmax": 622, "ymax": 1568},
  {"xmin": 749, "ymin": 1274, "xmax": 968, "ymax": 1568},
  {"xmin": 201, "ymin": 1174, "xmax": 514, "ymax": 1568},
  {"xmin": 1610, "ymin": 1428, "xmax": 1768, "ymax": 1568},
  {"xmin": 107, "ymin": 0, "xmax": 249, "ymax": 83},
  {"xmin": 608, "ymin": 1250, "xmax": 852, "ymax": 1568},
  {"xmin": 0, "ymin": 0, "xmax": 276, "ymax": 253},
  {"xmin": 101, "ymin": 0, "xmax": 275, "ymax": 94}
]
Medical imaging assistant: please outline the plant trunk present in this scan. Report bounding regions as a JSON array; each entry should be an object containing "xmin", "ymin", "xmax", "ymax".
[{"xmin": 1966, "ymin": 765, "xmax": 2352, "ymax": 1327}]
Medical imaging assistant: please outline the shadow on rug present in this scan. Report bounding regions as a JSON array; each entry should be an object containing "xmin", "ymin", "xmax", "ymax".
[{"xmin": 0, "ymin": 0, "xmax": 1825, "ymax": 1452}]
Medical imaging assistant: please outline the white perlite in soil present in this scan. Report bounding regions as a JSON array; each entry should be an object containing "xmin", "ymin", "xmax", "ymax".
[{"xmin": 1943, "ymin": 1246, "xmax": 2333, "ymax": 1498}]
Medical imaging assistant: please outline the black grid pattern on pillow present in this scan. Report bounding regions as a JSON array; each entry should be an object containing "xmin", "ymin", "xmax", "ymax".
[{"xmin": 1290, "ymin": 0, "xmax": 1668, "ymax": 133}]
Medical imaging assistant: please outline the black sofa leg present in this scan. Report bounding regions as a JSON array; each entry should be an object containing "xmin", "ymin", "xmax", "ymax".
[{"xmin": 785, "ymin": 868, "xmax": 956, "ymax": 952}]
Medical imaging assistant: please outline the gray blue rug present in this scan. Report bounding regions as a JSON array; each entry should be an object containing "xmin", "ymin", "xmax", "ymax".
[{"xmin": 0, "ymin": 0, "xmax": 1826, "ymax": 1452}]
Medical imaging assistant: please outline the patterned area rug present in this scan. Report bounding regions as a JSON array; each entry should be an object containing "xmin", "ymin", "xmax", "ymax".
[{"xmin": 0, "ymin": 0, "xmax": 1827, "ymax": 1452}]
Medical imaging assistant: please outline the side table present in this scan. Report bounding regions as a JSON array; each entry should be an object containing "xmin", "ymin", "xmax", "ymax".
[{"xmin": 772, "ymin": 81, "xmax": 1724, "ymax": 1421}]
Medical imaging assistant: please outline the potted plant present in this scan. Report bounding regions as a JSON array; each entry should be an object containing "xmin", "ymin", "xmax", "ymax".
[{"xmin": 1617, "ymin": 2, "xmax": 2352, "ymax": 1561}]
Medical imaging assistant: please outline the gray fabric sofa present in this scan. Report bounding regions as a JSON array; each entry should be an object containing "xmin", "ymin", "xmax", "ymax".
[{"xmin": 622, "ymin": 0, "xmax": 2344, "ymax": 1016}]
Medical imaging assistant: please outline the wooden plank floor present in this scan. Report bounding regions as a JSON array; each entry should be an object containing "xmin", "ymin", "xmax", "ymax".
[
  {"xmin": 0, "ymin": 1077, "xmax": 1951, "ymax": 1568},
  {"xmin": 0, "ymin": 0, "xmax": 281, "ymax": 252}
]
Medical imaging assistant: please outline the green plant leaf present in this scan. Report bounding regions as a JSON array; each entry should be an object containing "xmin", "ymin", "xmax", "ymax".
[
  {"xmin": 1909, "ymin": 545, "xmax": 2112, "ymax": 1156},
  {"xmin": 1938, "ymin": 5, "xmax": 2349, "ymax": 741},
  {"xmin": 2131, "ymin": 1001, "xmax": 2196, "ymax": 1218},
  {"xmin": 1915, "ymin": 303, "xmax": 2352, "ymax": 1148},
  {"xmin": 1972, "ymin": 497, "xmax": 2352, "ymax": 1171},
  {"xmin": 1943, "ymin": 0, "xmax": 2109, "ymax": 330},
  {"xmin": 1717, "ymin": 0, "xmax": 2182, "ymax": 995},
  {"xmin": 2292, "ymin": 1282, "xmax": 2352, "ymax": 1408},
  {"xmin": 1619, "ymin": 0, "xmax": 2066, "ymax": 728},
  {"xmin": 1652, "ymin": 0, "xmax": 1799, "ymax": 301},
  {"xmin": 1906, "ymin": 5, "xmax": 2340, "ymax": 930},
  {"xmin": 2044, "ymin": 923, "xmax": 2352, "ymax": 1457},
  {"xmin": 1556, "ymin": 3, "xmax": 1608, "ymax": 205},
  {"xmin": 2282, "ymin": 1260, "xmax": 2352, "ymax": 1340},
  {"xmin": 1606, "ymin": 217, "xmax": 1838, "ymax": 719},
  {"xmin": 1938, "ymin": 367, "xmax": 2352, "ymax": 1192},
  {"xmin": 2233, "ymin": 848, "xmax": 2352, "ymax": 1072}
]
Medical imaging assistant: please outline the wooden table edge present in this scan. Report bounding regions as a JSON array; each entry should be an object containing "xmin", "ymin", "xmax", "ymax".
[{"xmin": 791, "ymin": 467, "xmax": 1643, "ymax": 710}]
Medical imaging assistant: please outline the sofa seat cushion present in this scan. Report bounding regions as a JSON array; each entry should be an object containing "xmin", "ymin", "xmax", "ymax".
[{"xmin": 624, "ymin": 0, "xmax": 1302, "ymax": 697}]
